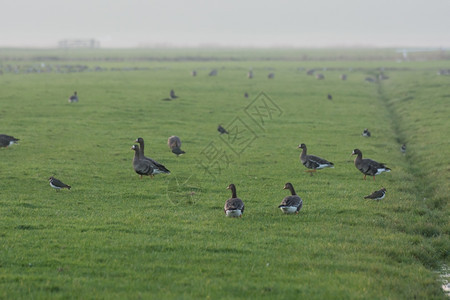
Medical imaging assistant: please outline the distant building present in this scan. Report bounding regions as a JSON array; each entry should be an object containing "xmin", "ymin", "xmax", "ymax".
[{"xmin": 58, "ymin": 39, "xmax": 100, "ymax": 49}]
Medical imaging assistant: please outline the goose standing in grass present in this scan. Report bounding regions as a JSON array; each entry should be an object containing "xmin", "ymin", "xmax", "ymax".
[
  {"xmin": 68, "ymin": 91, "xmax": 78, "ymax": 103},
  {"xmin": 278, "ymin": 183, "xmax": 303, "ymax": 214},
  {"xmin": 364, "ymin": 187, "xmax": 387, "ymax": 200},
  {"xmin": 362, "ymin": 128, "xmax": 371, "ymax": 137},
  {"xmin": 298, "ymin": 144, "xmax": 334, "ymax": 176},
  {"xmin": 131, "ymin": 144, "xmax": 154, "ymax": 178},
  {"xmin": 49, "ymin": 176, "xmax": 71, "ymax": 191},
  {"xmin": 217, "ymin": 125, "xmax": 228, "ymax": 134},
  {"xmin": 167, "ymin": 135, "xmax": 185, "ymax": 156},
  {"xmin": 134, "ymin": 137, "xmax": 170, "ymax": 176},
  {"xmin": 351, "ymin": 149, "xmax": 390, "ymax": 180},
  {"xmin": 224, "ymin": 184, "xmax": 245, "ymax": 217},
  {"xmin": 0, "ymin": 134, "xmax": 19, "ymax": 148}
]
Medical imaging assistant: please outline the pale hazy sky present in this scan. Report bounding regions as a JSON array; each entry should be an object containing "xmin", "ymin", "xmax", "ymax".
[{"xmin": 2, "ymin": 0, "xmax": 450, "ymax": 48}]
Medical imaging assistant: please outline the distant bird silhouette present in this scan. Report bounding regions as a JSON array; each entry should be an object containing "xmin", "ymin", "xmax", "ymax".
[
  {"xmin": 362, "ymin": 129, "xmax": 371, "ymax": 137},
  {"xmin": 191, "ymin": 70, "xmax": 197, "ymax": 77},
  {"xmin": 306, "ymin": 69, "xmax": 315, "ymax": 75},
  {"xmin": 0, "ymin": 134, "xmax": 19, "ymax": 148},
  {"xmin": 328, "ymin": 94, "xmax": 333, "ymax": 100},
  {"xmin": 365, "ymin": 77, "xmax": 375, "ymax": 82},
  {"xmin": 162, "ymin": 89, "xmax": 178, "ymax": 101},
  {"xmin": 268, "ymin": 73, "xmax": 275, "ymax": 79},
  {"xmin": 68, "ymin": 91, "xmax": 78, "ymax": 103},
  {"xmin": 340, "ymin": 74, "xmax": 347, "ymax": 80},
  {"xmin": 248, "ymin": 70, "xmax": 253, "ymax": 79},
  {"xmin": 351, "ymin": 149, "xmax": 390, "ymax": 180},
  {"xmin": 167, "ymin": 135, "xmax": 185, "ymax": 156},
  {"xmin": 401, "ymin": 144, "xmax": 406, "ymax": 154},
  {"xmin": 217, "ymin": 125, "xmax": 228, "ymax": 134},
  {"xmin": 208, "ymin": 69, "xmax": 217, "ymax": 76},
  {"xmin": 316, "ymin": 74, "xmax": 324, "ymax": 80},
  {"xmin": 244, "ymin": 92, "xmax": 249, "ymax": 98},
  {"xmin": 364, "ymin": 187, "xmax": 387, "ymax": 200},
  {"xmin": 49, "ymin": 176, "xmax": 71, "ymax": 191}
]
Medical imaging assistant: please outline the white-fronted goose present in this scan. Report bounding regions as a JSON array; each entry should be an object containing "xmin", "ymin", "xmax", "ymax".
[
  {"xmin": 131, "ymin": 144, "xmax": 155, "ymax": 178},
  {"xmin": 351, "ymin": 149, "xmax": 390, "ymax": 180},
  {"xmin": 364, "ymin": 187, "xmax": 386, "ymax": 200},
  {"xmin": 278, "ymin": 182, "xmax": 303, "ymax": 214},
  {"xmin": 134, "ymin": 138, "xmax": 170, "ymax": 176},
  {"xmin": 298, "ymin": 144, "xmax": 334, "ymax": 175},
  {"xmin": 401, "ymin": 144, "xmax": 406, "ymax": 154},
  {"xmin": 0, "ymin": 134, "xmax": 19, "ymax": 148},
  {"xmin": 49, "ymin": 176, "xmax": 71, "ymax": 190},
  {"xmin": 362, "ymin": 128, "xmax": 371, "ymax": 137},
  {"xmin": 167, "ymin": 135, "xmax": 185, "ymax": 156},
  {"xmin": 68, "ymin": 91, "xmax": 78, "ymax": 103},
  {"xmin": 217, "ymin": 125, "xmax": 228, "ymax": 134},
  {"xmin": 224, "ymin": 184, "xmax": 245, "ymax": 217}
]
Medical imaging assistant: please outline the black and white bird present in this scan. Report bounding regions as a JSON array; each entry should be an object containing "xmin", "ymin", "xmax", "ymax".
[
  {"xmin": 0, "ymin": 134, "xmax": 19, "ymax": 148},
  {"xmin": 364, "ymin": 187, "xmax": 387, "ymax": 200},
  {"xmin": 362, "ymin": 129, "xmax": 371, "ymax": 137},
  {"xmin": 278, "ymin": 182, "xmax": 303, "ymax": 214},
  {"xmin": 401, "ymin": 144, "xmax": 406, "ymax": 154},
  {"xmin": 298, "ymin": 144, "xmax": 334, "ymax": 175},
  {"xmin": 167, "ymin": 135, "xmax": 185, "ymax": 156},
  {"xmin": 68, "ymin": 91, "xmax": 78, "ymax": 103},
  {"xmin": 49, "ymin": 176, "xmax": 71, "ymax": 190},
  {"xmin": 134, "ymin": 137, "xmax": 170, "ymax": 177},
  {"xmin": 217, "ymin": 125, "xmax": 228, "ymax": 134},
  {"xmin": 224, "ymin": 184, "xmax": 245, "ymax": 217},
  {"xmin": 351, "ymin": 149, "xmax": 390, "ymax": 180}
]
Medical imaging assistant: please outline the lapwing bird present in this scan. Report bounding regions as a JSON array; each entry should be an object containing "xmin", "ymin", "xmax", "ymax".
[
  {"xmin": 0, "ymin": 134, "xmax": 19, "ymax": 148},
  {"xmin": 244, "ymin": 92, "xmax": 249, "ymax": 98},
  {"xmin": 328, "ymin": 94, "xmax": 333, "ymax": 100},
  {"xmin": 162, "ymin": 89, "xmax": 178, "ymax": 101},
  {"xmin": 224, "ymin": 184, "xmax": 244, "ymax": 218},
  {"xmin": 351, "ymin": 149, "xmax": 390, "ymax": 180},
  {"xmin": 167, "ymin": 135, "xmax": 185, "ymax": 156},
  {"xmin": 278, "ymin": 182, "xmax": 303, "ymax": 214},
  {"xmin": 362, "ymin": 128, "xmax": 371, "ymax": 137},
  {"xmin": 401, "ymin": 144, "xmax": 406, "ymax": 154},
  {"xmin": 134, "ymin": 138, "xmax": 170, "ymax": 176},
  {"xmin": 68, "ymin": 91, "xmax": 78, "ymax": 103},
  {"xmin": 217, "ymin": 125, "xmax": 228, "ymax": 134},
  {"xmin": 49, "ymin": 176, "xmax": 71, "ymax": 191},
  {"xmin": 364, "ymin": 188, "xmax": 387, "ymax": 200},
  {"xmin": 131, "ymin": 144, "xmax": 155, "ymax": 178},
  {"xmin": 298, "ymin": 144, "xmax": 334, "ymax": 176}
]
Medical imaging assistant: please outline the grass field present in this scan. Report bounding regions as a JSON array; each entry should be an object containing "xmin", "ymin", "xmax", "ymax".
[{"xmin": 1, "ymin": 48, "xmax": 449, "ymax": 299}]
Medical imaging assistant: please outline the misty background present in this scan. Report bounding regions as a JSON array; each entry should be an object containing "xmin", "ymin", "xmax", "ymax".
[{"xmin": 2, "ymin": 0, "xmax": 450, "ymax": 48}]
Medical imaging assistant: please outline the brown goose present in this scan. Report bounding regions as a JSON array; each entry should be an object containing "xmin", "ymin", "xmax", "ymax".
[
  {"xmin": 298, "ymin": 144, "xmax": 334, "ymax": 175},
  {"xmin": 351, "ymin": 149, "xmax": 390, "ymax": 180},
  {"xmin": 224, "ymin": 184, "xmax": 244, "ymax": 218},
  {"xmin": 131, "ymin": 144, "xmax": 154, "ymax": 178},
  {"xmin": 134, "ymin": 138, "xmax": 170, "ymax": 176},
  {"xmin": 49, "ymin": 176, "xmax": 71, "ymax": 190},
  {"xmin": 364, "ymin": 187, "xmax": 386, "ymax": 200},
  {"xmin": 167, "ymin": 135, "xmax": 185, "ymax": 156},
  {"xmin": 0, "ymin": 134, "xmax": 19, "ymax": 148},
  {"xmin": 278, "ymin": 182, "xmax": 303, "ymax": 214}
]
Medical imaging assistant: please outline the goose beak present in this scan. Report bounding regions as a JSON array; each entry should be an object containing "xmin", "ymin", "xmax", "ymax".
[
  {"xmin": 134, "ymin": 139, "xmax": 139, "ymax": 143},
  {"xmin": 226, "ymin": 186, "xmax": 230, "ymax": 190},
  {"xmin": 350, "ymin": 150, "xmax": 356, "ymax": 157},
  {"xmin": 283, "ymin": 185, "xmax": 287, "ymax": 190}
]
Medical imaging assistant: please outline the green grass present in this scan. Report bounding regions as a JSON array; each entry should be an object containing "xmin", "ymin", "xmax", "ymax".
[{"xmin": 0, "ymin": 49, "xmax": 449, "ymax": 299}]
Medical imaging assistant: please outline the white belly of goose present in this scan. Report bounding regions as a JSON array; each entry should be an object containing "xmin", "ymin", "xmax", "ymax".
[
  {"xmin": 279, "ymin": 206, "xmax": 298, "ymax": 214},
  {"xmin": 225, "ymin": 210, "xmax": 242, "ymax": 217}
]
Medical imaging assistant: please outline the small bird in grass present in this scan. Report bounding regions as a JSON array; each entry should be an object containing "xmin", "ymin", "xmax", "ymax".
[
  {"xmin": 162, "ymin": 89, "xmax": 178, "ymax": 101},
  {"xmin": 49, "ymin": 176, "xmax": 71, "ymax": 191},
  {"xmin": 278, "ymin": 182, "xmax": 303, "ymax": 214},
  {"xmin": 0, "ymin": 134, "xmax": 19, "ymax": 148},
  {"xmin": 401, "ymin": 144, "xmax": 406, "ymax": 154},
  {"xmin": 328, "ymin": 94, "xmax": 332, "ymax": 100},
  {"xmin": 298, "ymin": 143, "xmax": 334, "ymax": 176},
  {"xmin": 244, "ymin": 92, "xmax": 249, "ymax": 98},
  {"xmin": 68, "ymin": 91, "xmax": 78, "ymax": 103},
  {"xmin": 364, "ymin": 187, "xmax": 387, "ymax": 200},
  {"xmin": 224, "ymin": 184, "xmax": 245, "ymax": 218},
  {"xmin": 351, "ymin": 149, "xmax": 390, "ymax": 180},
  {"xmin": 217, "ymin": 125, "xmax": 228, "ymax": 134},
  {"xmin": 167, "ymin": 135, "xmax": 185, "ymax": 156},
  {"xmin": 362, "ymin": 129, "xmax": 371, "ymax": 137}
]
